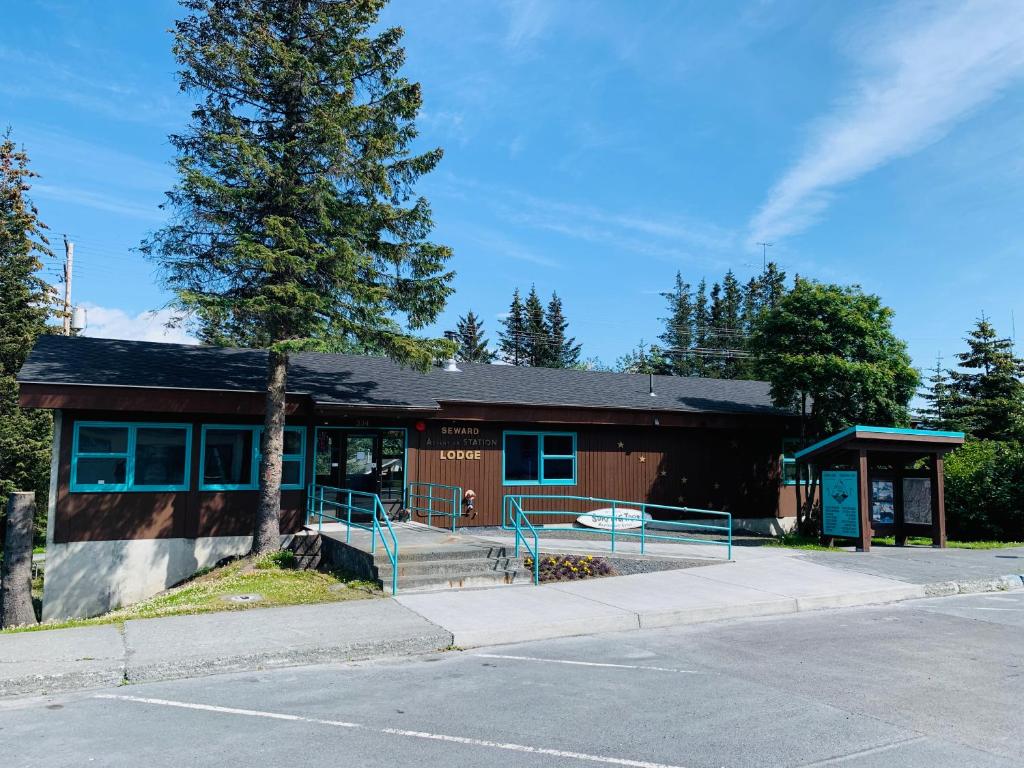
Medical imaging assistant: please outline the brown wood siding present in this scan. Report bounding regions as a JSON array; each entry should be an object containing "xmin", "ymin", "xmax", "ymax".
[
  {"xmin": 408, "ymin": 421, "xmax": 791, "ymax": 528},
  {"xmin": 55, "ymin": 411, "xmax": 306, "ymax": 543},
  {"xmin": 53, "ymin": 407, "xmax": 796, "ymax": 542}
]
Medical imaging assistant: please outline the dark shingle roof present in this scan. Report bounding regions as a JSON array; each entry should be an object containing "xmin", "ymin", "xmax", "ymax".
[{"xmin": 18, "ymin": 335, "xmax": 792, "ymax": 416}]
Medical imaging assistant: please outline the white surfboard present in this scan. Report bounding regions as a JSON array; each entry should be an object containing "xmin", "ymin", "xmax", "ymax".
[{"xmin": 576, "ymin": 507, "xmax": 650, "ymax": 531}]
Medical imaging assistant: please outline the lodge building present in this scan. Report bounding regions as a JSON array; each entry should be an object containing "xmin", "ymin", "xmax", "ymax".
[{"xmin": 18, "ymin": 335, "xmax": 803, "ymax": 619}]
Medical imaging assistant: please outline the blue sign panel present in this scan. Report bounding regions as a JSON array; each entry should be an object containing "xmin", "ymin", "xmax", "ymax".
[{"xmin": 821, "ymin": 470, "xmax": 860, "ymax": 539}]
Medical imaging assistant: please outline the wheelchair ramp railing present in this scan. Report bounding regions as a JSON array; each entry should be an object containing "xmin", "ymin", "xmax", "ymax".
[
  {"xmin": 502, "ymin": 493, "xmax": 732, "ymax": 585},
  {"xmin": 306, "ymin": 483, "xmax": 399, "ymax": 594},
  {"xmin": 406, "ymin": 481, "xmax": 463, "ymax": 532}
]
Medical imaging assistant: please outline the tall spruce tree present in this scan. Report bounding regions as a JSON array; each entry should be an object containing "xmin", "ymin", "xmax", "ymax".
[
  {"xmin": 498, "ymin": 288, "xmax": 527, "ymax": 365},
  {"xmin": 0, "ymin": 132, "xmax": 55, "ymax": 546},
  {"xmin": 454, "ymin": 310, "xmax": 493, "ymax": 363},
  {"xmin": 143, "ymin": 0, "xmax": 454, "ymax": 554},
  {"xmin": 760, "ymin": 261, "xmax": 787, "ymax": 311},
  {"xmin": 545, "ymin": 292, "xmax": 581, "ymax": 368},
  {"xmin": 947, "ymin": 318, "xmax": 1024, "ymax": 440},
  {"xmin": 916, "ymin": 353, "xmax": 955, "ymax": 430},
  {"xmin": 692, "ymin": 278, "xmax": 711, "ymax": 378},
  {"xmin": 658, "ymin": 271, "xmax": 695, "ymax": 376},
  {"xmin": 718, "ymin": 270, "xmax": 743, "ymax": 378},
  {"xmin": 523, "ymin": 285, "xmax": 550, "ymax": 367}
]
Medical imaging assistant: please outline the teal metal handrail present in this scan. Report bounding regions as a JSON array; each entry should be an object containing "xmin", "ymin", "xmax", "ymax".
[
  {"xmin": 406, "ymin": 481, "xmax": 463, "ymax": 532},
  {"xmin": 502, "ymin": 494, "xmax": 732, "ymax": 584},
  {"xmin": 508, "ymin": 495, "xmax": 540, "ymax": 585},
  {"xmin": 306, "ymin": 483, "xmax": 399, "ymax": 594}
]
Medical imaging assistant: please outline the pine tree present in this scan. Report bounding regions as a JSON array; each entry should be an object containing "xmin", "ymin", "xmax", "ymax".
[
  {"xmin": 616, "ymin": 340, "xmax": 669, "ymax": 374},
  {"xmin": 523, "ymin": 285, "xmax": 550, "ymax": 367},
  {"xmin": 692, "ymin": 278, "xmax": 711, "ymax": 378},
  {"xmin": 545, "ymin": 292, "xmax": 581, "ymax": 368},
  {"xmin": 0, "ymin": 132, "xmax": 55, "ymax": 546},
  {"xmin": 498, "ymin": 288, "xmax": 527, "ymax": 366},
  {"xmin": 760, "ymin": 262, "xmax": 787, "ymax": 312},
  {"xmin": 719, "ymin": 270, "xmax": 743, "ymax": 378},
  {"xmin": 142, "ymin": 0, "xmax": 454, "ymax": 554},
  {"xmin": 454, "ymin": 310, "xmax": 493, "ymax": 363},
  {"xmin": 947, "ymin": 318, "xmax": 1024, "ymax": 440},
  {"xmin": 706, "ymin": 281, "xmax": 725, "ymax": 378},
  {"xmin": 658, "ymin": 271, "xmax": 694, "ymax": 376},
  {"xmin": 916, "ymin": 354, "xmax": 955, "ymax": 430}
]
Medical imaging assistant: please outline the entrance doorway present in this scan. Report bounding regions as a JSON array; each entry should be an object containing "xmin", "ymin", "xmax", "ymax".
[{"xmin": 314, "ymin": 428, "xmax": 406, "ymax": 514}]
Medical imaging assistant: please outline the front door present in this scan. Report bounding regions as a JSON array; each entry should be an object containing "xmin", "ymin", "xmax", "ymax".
[{"xmin": 315, "ymin": 429, "xmax": 406, "ymax": 515}]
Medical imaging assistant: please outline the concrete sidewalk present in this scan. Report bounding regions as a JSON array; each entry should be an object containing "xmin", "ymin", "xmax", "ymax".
[
  {"xmin": 395, "ymin": 551, "xmax": 930, "ymax": 647},
  {"xmin": 0, "ymin": 599, "xmax": 452, "ymax": 698},
  {"xmin": 2, "ymin": 545, "xmax": 1022, "ymax": 698}
]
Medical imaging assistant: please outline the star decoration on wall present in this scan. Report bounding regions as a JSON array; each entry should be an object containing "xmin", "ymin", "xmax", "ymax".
[
  {"xmin": 617, "ymin": 441, "xmax": 625, "ymax": 449},
  {"xmin": 713, "ymin": 482, "xmax": 720, "ymax": 490},
  {"xmin": 680, "ymin": 477, "xmax": 688, "ymax": 485},
  {"xmin": 677, "ymin": 495, "xmax": 685, "ymax": 503},
  {"xmin": 659, "ymin": 470, "xmax": 667, "ymax": 477},
  {"xmin": 638, "ymin": 455, "xmax": 646, "ymax": 463}
]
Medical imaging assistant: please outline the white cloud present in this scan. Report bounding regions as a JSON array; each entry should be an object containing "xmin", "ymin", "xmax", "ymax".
[
  {"xmin": 502, "ymin": 0, "xmax": 552, "ymax": 50},
  {"xmin": 32, "ymin": 184, "xmax": 165, "ymax": 222},
  {"xmin": 80, "ymin": 305, "xmax": 197, "ymax": 345},
  {"xmin": 749, "ymin": 0, "xmax": 1024, "ymax": 245}
]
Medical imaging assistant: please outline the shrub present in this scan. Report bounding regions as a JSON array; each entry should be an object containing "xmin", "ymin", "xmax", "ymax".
[
  {"xmin": 254, "ymin": 549, "xmax": 298, "ymax": 570},
  {"xmin": 524, "ymin": 554, "xmax": 616, "ymax": 583},
  {"xmin": 945, "ymin": 440, "xmax": 1024, "ymax": 541}
]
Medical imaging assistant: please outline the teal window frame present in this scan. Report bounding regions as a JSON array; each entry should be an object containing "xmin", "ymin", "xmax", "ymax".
[
  {"xmin": 199, "ymin": 425, "xmax": 306, "ymax": 492},
  {"xmin": 70, "ymin": 421, "xmax": 192, "ymax": 493},
  {"xmin": 502, "ymin": 430, "xmax": 577, "ymax": 486},
  {"xmin": 781, "ymin": 438, "xmax": 811, "ymax": 486}
]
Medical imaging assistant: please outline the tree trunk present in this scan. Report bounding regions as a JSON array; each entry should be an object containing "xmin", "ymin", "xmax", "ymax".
[
  {"xmin": 1, "ymin": 492, "xmax": 38, "ymax": 628},
  {"xmin": 253, "ymin": 350, "xmax": 288, "ymax": 555}
]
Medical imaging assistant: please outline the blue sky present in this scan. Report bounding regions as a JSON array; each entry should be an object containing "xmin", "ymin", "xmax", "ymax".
[{"xmin": 4, "ymin": 0, "xmax": 1024, "ymax": 375}]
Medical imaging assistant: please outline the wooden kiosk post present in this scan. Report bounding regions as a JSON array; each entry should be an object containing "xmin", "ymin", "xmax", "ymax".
[{"xmin": 793, "ymin": 426, "xmax": 963, "ymax": 551}]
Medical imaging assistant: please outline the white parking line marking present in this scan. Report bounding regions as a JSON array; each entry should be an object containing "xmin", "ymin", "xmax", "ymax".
[
  {"xmin": 475, "ymin": 654, "xmax": 700, "ymax": 674},
  {"xmin": 95, "ymin": 694, "xmax": 689, "ymax": 768}
]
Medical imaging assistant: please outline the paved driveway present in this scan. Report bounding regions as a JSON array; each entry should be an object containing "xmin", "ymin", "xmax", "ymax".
[{"xmin": 2, "ymin": 590, "xmax": 1021, "ymax": 767}]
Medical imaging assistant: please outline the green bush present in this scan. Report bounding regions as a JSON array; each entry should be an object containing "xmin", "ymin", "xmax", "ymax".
[
  {"xmin": 254, "ymin": 549, "xmax": 298, "ymax": 570},
  {"xmin": 945, "ymin": 441, "xmax": 1024, "ymax": 541}
]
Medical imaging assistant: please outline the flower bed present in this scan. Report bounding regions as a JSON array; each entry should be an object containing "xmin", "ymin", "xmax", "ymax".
[{"xmin": 524, "ymin": 554, "xmax": 617, "ymax": 582}]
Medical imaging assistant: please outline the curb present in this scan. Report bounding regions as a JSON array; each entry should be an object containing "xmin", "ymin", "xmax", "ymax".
[
  {"xmin": 922, "ymin": 573, "xmax": 1024, "ymax": 597},
  {"xmin": 2, "ymin": 574, "xmax": 1022, "ymax": 699}
]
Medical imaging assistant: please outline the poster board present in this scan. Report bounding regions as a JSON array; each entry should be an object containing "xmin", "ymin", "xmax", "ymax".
[
  {"xmin": 871, "ymin": 480, "xmax": 895, "ymax": 525},
  {"xmin": 822, "ymin": 470, "xmax": 860, "ymax": 539},
  {"xmin": 902, "ymin": 477, "xmax": 933, "ymax": 525}
]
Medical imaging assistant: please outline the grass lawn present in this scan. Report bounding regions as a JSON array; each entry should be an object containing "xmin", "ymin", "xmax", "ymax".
[
  {"xmin": 765, "ymin": 532, "xmax": 1024, "ymax": 551},
  {"xmin": 5, "ymin": 552, "xmax": 379, "ymax": 634}
]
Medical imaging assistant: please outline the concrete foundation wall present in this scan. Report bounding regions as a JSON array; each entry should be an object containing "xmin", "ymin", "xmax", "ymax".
[
  {"xmin": 730, "ymin": 516, "xmax": 798, "ymax": 536},
  {"xmin": 42, "ymin": 535, "xmax": 254, "ymax": 620}
]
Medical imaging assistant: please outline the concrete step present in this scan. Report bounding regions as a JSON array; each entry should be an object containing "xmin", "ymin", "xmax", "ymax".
[
  {"xmin": 369, "ymin": 545, "xmax": 516, "ymax": 566},
  {"xmin": 383, "ymin": 568, "xmax": 534, "ymax": 594},
  {"xmin": 375, "ymin": 557, "xmax": 524, "ymax": 580}
]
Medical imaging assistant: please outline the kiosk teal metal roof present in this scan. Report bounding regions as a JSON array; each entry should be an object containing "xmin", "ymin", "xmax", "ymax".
[{"xmin": 794, "ymin": 425, "xmax": 965, "ymax": 461}]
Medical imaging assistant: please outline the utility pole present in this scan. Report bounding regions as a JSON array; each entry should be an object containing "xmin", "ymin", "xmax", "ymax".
[
  {"xmin": 756, "ymin": 241, "xmax": 773, "ymax": 271},
  {"xmin": 61, "ymin": 236, "xmax": 74, "ymax": 335}
]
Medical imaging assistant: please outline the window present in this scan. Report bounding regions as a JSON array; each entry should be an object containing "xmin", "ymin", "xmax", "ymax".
[
  {"xmin": 200, "ymin": 425, "xmax": 306, "ymax": 491},
  {"xmin": 71, "ymin": 422, "xmax": 191, "ymax": 492},
  {"xmin": 503, "ymin": 431, "xmax": 576, "ymax": 486},
  {"xmin": 781, "ymin": 438, "xmax": 811, "ymax": 486}
]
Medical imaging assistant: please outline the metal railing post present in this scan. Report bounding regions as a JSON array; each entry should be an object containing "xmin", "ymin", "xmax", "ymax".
[
  {"xmin": 610, "ymin": 500, "xmax": 617, "ymax": 553},
  {"xmin": 640, "ymin": 502, "xmax": 646, "ymax": 554},
  {"xmin": 451, "ymin": 487, "xmax": 458, "ymax": 533},
  {"xmin": 346, "ymin": 489, "xmax": 352, "ymax": 544}
]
